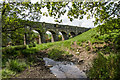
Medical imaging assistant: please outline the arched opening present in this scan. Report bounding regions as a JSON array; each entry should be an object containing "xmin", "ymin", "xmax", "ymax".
[
  {"xmin": 69, "ymin": 32, "xmax": 76, "ymax": 38},
  {"xmin": 31, "ymin": 30, "xmax": 40, "ymax": 44},
  {"xmin": 45, "ymin": 31, "xmax": 52, "ymax": 43},
  {"xmin": 58, "ymin": 32, "xmax": 62, "ymax": 41},
  {"xmin": 24, "ymin": 26, "xmax": 43, "ymax": 45},
  {"xmin": 45, "ymin": 30, "xmax": 57, "ymax": 43},
  {"xmin": 60, "ymin": 31, "xmax": 68, "ymax": 41}
]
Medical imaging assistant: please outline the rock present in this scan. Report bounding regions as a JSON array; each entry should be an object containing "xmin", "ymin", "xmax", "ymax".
[
  {"xmin": 77, "ymin": 49, "xmax": 79, "ymax": 52},
  {"xmin": 87, "ymin": 57, "xmax": 89, "ymax": 59},
  {"xmin": 78, "ymin": 60, "xmax": 84, "ymax": 64},
  {"xmin": 43, "ymin": 58, "xmax": 56, "ymax": 66},
  {"xmin": 82, "ymin": 69, "xmax": 87, "ymax": 72},
  {"xmin": 46, "ymin": 65, "xmax": 53, "ymax": 67},
  {"xmin": 72, "ymin": 58, "xmax": 79, "ymax": 62},
  {"xmin": 76, "ymin": 52, "xmax": 80, "ymax": 54}
]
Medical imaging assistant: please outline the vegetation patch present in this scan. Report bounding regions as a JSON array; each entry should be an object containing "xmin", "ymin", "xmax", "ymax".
[
  {"xmin": 48, "ymin": 49, "xmax": 68, "ymax": 60},
  {"xmin": 6, "ymin": 59, "xmax": 28, "ymax": 72},
  {"xmin": 1, "ymin": 69, "xmax": 16, "ymax": 78},
  {"xmin": 88, "ymin": 53, "xmax": 120, "ymax": 79}
]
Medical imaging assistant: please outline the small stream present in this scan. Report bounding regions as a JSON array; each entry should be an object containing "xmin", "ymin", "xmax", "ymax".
[{"xmin": 43, "ymin": 58, "xmax": 87, "ymax": 78}]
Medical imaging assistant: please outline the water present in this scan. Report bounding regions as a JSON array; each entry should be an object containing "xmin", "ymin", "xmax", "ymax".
[{"xmin": 43, "ymin": 58, "xmax": 87, "ymax": 78}]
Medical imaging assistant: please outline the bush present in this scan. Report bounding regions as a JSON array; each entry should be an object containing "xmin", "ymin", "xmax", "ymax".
[
  {"xmin": 2, "ymin": 47, "xmax": 19, "ymax": 57},
  {"xmin": 21, "ymin": 48, "xmax": 38, "ymax": 57},
  {"xmin": 2, "ymin": 47, "xmax": 14, "ymax": 55},
  {"xmin": 6, "ymin": 59, "xmax": 27, "ymax": 72},
  {"xmin": 14, "ymin": 45, "xmax": 27, "ymax": 50},
  {"xmin": 48, "ymin": 49, "xmax": 65, "ymax": 60},
  {"xmin": 2, "ymin": 45, "xmax": 27, "ymax": 56},
  {"xmin": 1, "ymin": 69, "xmax": 16, "ymax": 78},
  {"xmin": 2, "ymin": 57, "xmax": 8, "ymax": 68},
  {"xmin": 88, "ymin": 53, "xmax": 120, "ymax": 79},
  {"xmin": 28, "ymin": 44, "xmax": 33, "ymax": 48},
  {"xmin": 28, "ymin": 43, "xmax": 36, "ymax": 48}
]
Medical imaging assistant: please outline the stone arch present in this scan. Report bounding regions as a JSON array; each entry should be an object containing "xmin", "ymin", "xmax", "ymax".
[
  {"xmin": 69, "ymin": 32, "xmax": 76, "ymax": 38},
  {"xmin": 46, "ymin": 30, "xmax": 58, "ymax": 42},
  {"xmin": 32, "ymin": 30, "xmax": 45, "ymax": 44},
  {"xmin": 57, "ymin": 32, "xmax": 62, "ymax": 41},
  {"xmin": 29, "ymin": 29, "xmax": 40, "ymax": 44},
  {"xmin": 60, "ymin": 31, "xmax": 68, "ymax": 41}
]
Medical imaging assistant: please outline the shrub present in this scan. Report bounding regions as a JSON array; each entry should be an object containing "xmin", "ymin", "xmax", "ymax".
[
  {"xmin": 2, "ymin": 47, "xmax": 14, "ymax": 55},
  {"xmin": 88, "ymin": 53, "xmax": 120, "ymax": 79},
  {"xmin": 1, "ymin": 69, "xmax": 16, "ymax": 78},
  {"xmin": 28, "ymin": 44, "xmax": 33, "ymax": 48},
  {"xmin": 6, "ymin": 59, "xmax": 27, "ymax": 72},
  {"xmin": 26, "ymin": 55, "xmax": 38, "ymax": 65},
  {"xmin": 33, "ymin": 43, "xmax": 36, "ymax": 47},
  {"xmin": 2, "ymin": 47, "xmax": 19, "ymax": 57},
  {"xmin": 14, "ymin": 45, "xmax": 27, "ymax": 50},
  {"xmin": 2, "ymin": 45, "xmax": 27, "ymax": 56},
  {"xmin": 2, "ymin": 57, "xmax": 8, "ymax": 68},
  {"xmin": 28, "ymin": 43, "xmax": 36, "ymax": 48},
  {"xmin": 48, "ymin": 49, "xmax": 65, "ymax": 60},
  {"xmin": 21, "ymin": 48, "xmax": 38, "ymax": 57}
]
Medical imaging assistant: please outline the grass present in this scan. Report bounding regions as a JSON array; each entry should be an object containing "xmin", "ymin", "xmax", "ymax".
[
  {"xmin": 48, "ymin": 49, "xmax": 66, "ymax": 60},
  {"xmin": 6, "ymin": 59, "xmax": 28, "ymax": 72},
  {"xmin": 88, "ymin": 53, "xmax": 120, "ymax": 79},
  {"xmin": 1, "ymin": 69, "xmax": 16, "ymax": 78},
  {"xmin": 2, "ymin": 28, "xmax": 99, "ymax": 78}
]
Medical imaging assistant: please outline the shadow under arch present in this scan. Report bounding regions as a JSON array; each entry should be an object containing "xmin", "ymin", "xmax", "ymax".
[
  {"xmin": 69, "ymin": 32, "xmax": 76, "ymax": 38},
  {"xmin": 78, "ymin": 32, "xmax": 82, "ymax": 35},
  {"xmin": 31, "ymin": 30, "xmax": 43, "ymax": 44},
  {"xmin": 31, "ymin": 29, "xmax": 45, "ymax": 44},
  {"xmin": 60, "ymin": 31, "xmax": 68, "ymax": 41}
]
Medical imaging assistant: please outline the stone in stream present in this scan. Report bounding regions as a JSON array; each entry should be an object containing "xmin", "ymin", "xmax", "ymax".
[
  {"xmin": 43, "ymin": 58, "xmax": 87, "ymax": 78},
  {"xmin": 43, "ymin": 57, "xmax": 58, "ymax": 67}
]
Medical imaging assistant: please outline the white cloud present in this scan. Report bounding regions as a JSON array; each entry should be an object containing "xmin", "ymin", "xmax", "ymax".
[{"xmin": 38, "ymin": 2, "xmax": 95, "ymax": 28}]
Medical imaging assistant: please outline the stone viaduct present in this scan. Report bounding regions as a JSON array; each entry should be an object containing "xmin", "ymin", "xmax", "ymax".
[{"xmin": 23, "ymin": 21, "xmax": 90, "ymax": 45}]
